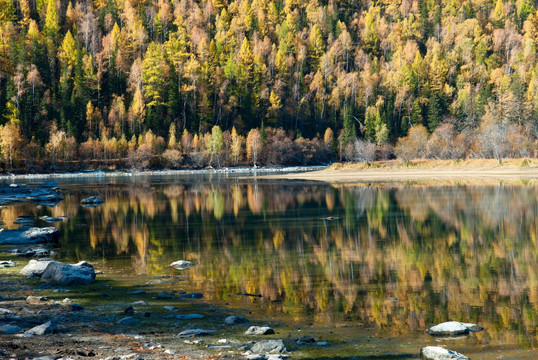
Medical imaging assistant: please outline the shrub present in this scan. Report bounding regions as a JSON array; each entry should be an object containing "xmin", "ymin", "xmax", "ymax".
[
  {"xmin": 162, "ymin": 149, "xmax": 183, "ymax": 168},
  {"xmin": 394, "ymin": 125, "xmax": 429, "ymax": 162}
]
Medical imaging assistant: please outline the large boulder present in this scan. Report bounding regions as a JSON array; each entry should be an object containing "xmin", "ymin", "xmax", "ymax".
[
  {"xmin": 420, "ymin": 346, "xmax": 470, "ymax": 360},
  {"xmin": 0, "ymin": 227, "xmax": 60, "ymax": 245},
  {"xmin": 426, "ymin": 321, "xmax": 483, "ymax": 336},
  {"xmin": 250, "ymin": 340, "xmax": 287, "ymax": 354},
  {"xmin": 40, "ymin": 261, "xmax": 96, "ymax": 286}
]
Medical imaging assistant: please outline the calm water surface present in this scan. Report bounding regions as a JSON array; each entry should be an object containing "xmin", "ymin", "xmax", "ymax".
[{"xmin": 1, "ymin": 174, "xmax": 537, "ymax": 358}]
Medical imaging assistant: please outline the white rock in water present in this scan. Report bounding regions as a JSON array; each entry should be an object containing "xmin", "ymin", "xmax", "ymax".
[
  {"xmin": 245, "ymin": 326, "xmax": 275, "ymax": 335},
  {"xmin": 420, "ymin": 346, "xmax": 470, "ymax": 360},
  {"xmin": 426, "ymin": 321, "xmax": 483, "ymax": 336},
  {"xmin": 170, "ymin": 260, "xmax": 194, "ymax": 270}
]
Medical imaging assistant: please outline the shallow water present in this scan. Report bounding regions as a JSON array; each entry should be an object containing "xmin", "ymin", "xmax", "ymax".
[{"xmin": 1, "ymin": 174, "xmax": 537, "ymax": 358}]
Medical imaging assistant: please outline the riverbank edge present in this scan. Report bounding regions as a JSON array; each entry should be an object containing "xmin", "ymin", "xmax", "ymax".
[
  {"xmin": 260, "ymin": 158, "xmax": 538, "ymax": 183},
  {"xmin": 0, "ymin": 165, "xmax": 326, "ymax": 181}
]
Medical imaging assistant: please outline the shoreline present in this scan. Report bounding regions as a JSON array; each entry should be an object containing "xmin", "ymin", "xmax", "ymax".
[
  {"xmin": 0, "ymin": 166, "xmax": 326, "ymax": 181},
  {"xmin": 260, "ymin": 159, "xmax": 538, "ymax": 183}
]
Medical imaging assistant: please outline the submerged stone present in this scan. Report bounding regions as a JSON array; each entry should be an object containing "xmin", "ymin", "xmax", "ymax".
[
  {"xmin": 0, "ymin": 227, "xmax": 60, "ymax": 245},
  {"xmin": 176, "ymin": 314, "xmax": 205, "ymax": 320}
]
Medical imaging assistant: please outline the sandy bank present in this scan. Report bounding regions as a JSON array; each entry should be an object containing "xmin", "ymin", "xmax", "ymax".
[{"xmin": 261, "ymin": 159, "xmax": 538, "ymax": 184}]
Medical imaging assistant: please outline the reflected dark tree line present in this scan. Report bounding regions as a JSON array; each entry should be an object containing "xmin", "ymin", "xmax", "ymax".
[{"xmin": 9, "ymin": 181, "xmax": 535, "ymax": 346}]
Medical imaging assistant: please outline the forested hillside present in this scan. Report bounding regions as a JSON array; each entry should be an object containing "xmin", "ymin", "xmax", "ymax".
[{"xmin": 1, "ymin": 0, "xmax": 538, "ymax": 170}]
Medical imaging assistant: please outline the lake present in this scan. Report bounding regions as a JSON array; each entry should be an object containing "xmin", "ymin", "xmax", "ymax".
[{"xmin": 1, "ymin": 174, "xmax": 537, "ymax": 359}]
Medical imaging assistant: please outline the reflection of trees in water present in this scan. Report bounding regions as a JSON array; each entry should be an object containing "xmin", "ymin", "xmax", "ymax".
[{"xmin": 35, "ymin": 182, "xmax": 537, "ymax": 344}]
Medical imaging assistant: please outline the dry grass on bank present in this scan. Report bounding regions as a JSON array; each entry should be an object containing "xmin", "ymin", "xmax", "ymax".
[{"xmin": 265, "ymin": 158, "xmax": 538, "ymax": 183}]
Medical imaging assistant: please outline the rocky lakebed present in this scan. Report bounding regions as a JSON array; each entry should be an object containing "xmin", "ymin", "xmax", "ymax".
[{"xmin": 0, "ymin": 181, "xmax": 514, "ymax": 359}]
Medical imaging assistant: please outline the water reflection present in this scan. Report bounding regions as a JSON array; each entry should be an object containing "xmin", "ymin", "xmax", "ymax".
[{"xmin": 1, "ymin": 179, "xmax": 537, "ymax": 348}]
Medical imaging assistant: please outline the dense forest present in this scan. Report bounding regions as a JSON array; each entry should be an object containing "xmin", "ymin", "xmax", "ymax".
[{"xmin": 1, "ymin": 0, "xmax": 538, "ymax": 170}]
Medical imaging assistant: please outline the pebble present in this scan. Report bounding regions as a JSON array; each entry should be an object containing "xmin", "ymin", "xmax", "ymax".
[{"xmin": 132, "ymin": 301, "xmax": 149, "ymax": 307}]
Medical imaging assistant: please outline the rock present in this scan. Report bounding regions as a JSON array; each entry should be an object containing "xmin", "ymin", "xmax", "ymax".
[
  {"xmin": 426, "ymin": 321, "xmax": 483, "ymax": 336},
  {"xmin": 250, "ymin": 340, "xmax": 287, "ymax": 354},
  {"xmin": 170, "ymin": 260, "xmax": 194, "ymax": 270},
  {"xmin": 24, "ymin": 321, "xmax": 57, "ymax": 336},
  {"xmin": 117, "ymin": 317, "xmax": 138, "ymax": 326},
  {"xmin": 420, "ymin": 346, "xmax": 470, "ymax": 360},
  {"xmin": 39, "ymin": 216, "xmax": 63, "ymax": 223},
  {"xmin": 14, "ymin": 217, "xmax": 35, "ymax": 226},
  {"xmin": 163, "ymin": 305, "xmax": 175, "ymax": 311},
  {"xmin": 225, "ymin": 315, "xmax": 249, "ymax": 325},
  {"xmin": 123, "ymin": 306, "xmax": 135, "ymax": 315},
  {"xmin": 26, "ymin": 295, "xmax": 48, "ymax": 304},
  {"xmin": 0, "ymin": 227, "xmax": 60, "ymax": 245},
  {"xmin": 245, "ymin": 326, "xmax": 275, "ymax": 335},
  {"xmin": 156, "ymin": 292, "xmax": 172, "ymax": 299},
  {"xmin": 176, "ymin": 314, "xmax": 205, "ymax": 320},
  {"xmin": 267, "ymin": 356, "xmax": 289, "ymax": 360},
  {"xmin": 129, "ymin": 290, "xmax": 146, "ymax": 295},
  {"xmin": 0, "ymin": 183, "xmax": 62, "ymax": 207},
  {"xmin": 177, "ymin": 328, "xmax": 214, "ymax": 337},
  {"xmin": 164, "ymin": 349, "xmax": 176, "ymax": 355},
  {"xmin": 21, "ymin": 260, "xmax": 54, "ymax": 277},
  {"xmin": 68, "ymin": 304, "xmax": 83, "ymax": 311},
  {"xmin": 80, "ymin": 196, "xmax": 104, "ymax": 207},
  {"xmin": 246, "ymin": 355, "xmax": 266, "ymax": 360},
  {"xmin": 37, "ymin": 181, "xmax": 59, "ymax": 189},
  {"xmin": 133, "ymin": 301, "xmax": 149, "ymax": 307},
  {"xmin": 315, "ymin": 342, "xmax": 329, "ymax": 346},
  {"xmin": 179, "ymin": 292, "xmax": 203, "ymax": 299},
  {"xmin": 183, "ymin": 339, "xmax": 204, "ymax": 345},
  {"xmin": 39, "ymin": 261, "xmax": 96, "ymax": 286},
  {"xmin": 0, "ymin": 260, "xmax": 16, "ymax": 268},
  {"xmin": 0, "ymin": 324, "xmax": 22, "ymax": 334},
  {"xmin": 207, "ymin": 344, "xmax": 232, "ymax": 349},
  {"xmin": 0, "ymin": 308, "xmax": 15, "ymax": 315},
  {"xmin": 295, "ymin": 335, "xmax": 316, "ymax": 344}
]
